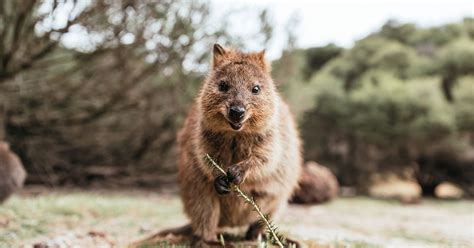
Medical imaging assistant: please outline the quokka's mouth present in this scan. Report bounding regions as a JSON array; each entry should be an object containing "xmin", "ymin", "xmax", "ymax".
[{"xmin": 229, "ymin": 122, "xmax": 243, "ymax": 130}]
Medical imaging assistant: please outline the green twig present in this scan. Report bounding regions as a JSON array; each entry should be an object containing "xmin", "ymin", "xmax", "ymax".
[{"xmin": 205, "ymin": 154, "xmax": 285, "ymax": 248}]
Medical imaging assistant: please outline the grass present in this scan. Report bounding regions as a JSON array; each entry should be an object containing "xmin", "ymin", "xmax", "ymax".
[
  {"xmin": 0, "ymin": 190, "xmax": 185, "ymax": 247},
  {"xmin": 0, "ymin": 189, "xmax": 473, "ymax": 247}
]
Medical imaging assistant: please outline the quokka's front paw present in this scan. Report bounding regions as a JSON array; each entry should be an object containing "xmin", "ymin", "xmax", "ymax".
[
  {"xmin": 227, "ymin": 164, "xmax": 245, "ymax": 185},
  {"xmin": 214, "ymin": 175, "xmax": 231, "ymax": 195}
]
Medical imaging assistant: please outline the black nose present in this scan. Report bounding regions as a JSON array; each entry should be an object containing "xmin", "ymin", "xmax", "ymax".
[{"xmin": 229, "ymin": 106, "xmax": 245, "ymax": 122}]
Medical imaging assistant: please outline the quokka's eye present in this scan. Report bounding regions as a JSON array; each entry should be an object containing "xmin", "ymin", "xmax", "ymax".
[
  {"xmin": 252, "ymin": 85, "xmax": 260, "ymax": 95},
  {"xmin": 218, "ymin": 81, "xmax": 229, "ymax": 92}
]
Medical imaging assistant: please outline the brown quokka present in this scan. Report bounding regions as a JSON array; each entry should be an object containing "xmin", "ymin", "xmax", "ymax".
[
  {"xmin": 0, "ymin": 141, "xmax": 26, "ymax": 203},
  {"xmin": 177, "ymin": 44, "xmax": 302, "ymax": 246}
]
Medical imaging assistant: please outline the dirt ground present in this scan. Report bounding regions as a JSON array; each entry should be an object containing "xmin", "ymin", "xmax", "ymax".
[{"xmin": 0, "ymin": 187, "xmax": 472, "ymax": 247}]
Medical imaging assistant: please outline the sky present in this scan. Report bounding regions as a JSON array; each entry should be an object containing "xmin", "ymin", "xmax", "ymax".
[{"xmin": 212, "ymin": 0, "xmax": 473, "ymax": 59}]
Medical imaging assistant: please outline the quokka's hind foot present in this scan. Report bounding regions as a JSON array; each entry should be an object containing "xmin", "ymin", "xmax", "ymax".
[
  {"xmin": 245, "ymin": 226, "xmax": 302, "ymax": 248},
  {"xmin": 245, "ymin": 221, "xmax": 302, "ymax": 248},
  {"xmin": 245, "ymin": 222, "xmax": 265, "ymax": 241},
  {"xmin": 263, "ymin": 236, "xmax": 303, "ymax": 248}
]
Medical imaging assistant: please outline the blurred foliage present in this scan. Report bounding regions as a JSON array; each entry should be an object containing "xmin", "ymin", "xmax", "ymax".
[
  {"xmin": 0, "ymin": 1, "xmax": 472, "ymax": 196},
  {"xmin": 0, "ymin": 0, "xmax": 273, "ymax": 186},
  {"xmin": 304, "ymin": 44, "xmax": 343, "ymax": 79},
  {"xmin": 453, "ymin": 78, "xmax": 474, "ymax": 132},
  {"xmin": 277, "ymin": 18, "xmax": 474, "ymax": 195}
]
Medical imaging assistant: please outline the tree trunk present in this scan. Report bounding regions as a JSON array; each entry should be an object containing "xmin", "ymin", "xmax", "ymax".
[
  {"xmin": 0, "ymin": 96, "xmax": 5, "ymax": 140},
  {"xmin": 441, "ymin": 75, "xmax": 456, "ymax": 102},
  {"xmin": 420, "ymin": 182, "xmax": 439, "ymax": 197}
]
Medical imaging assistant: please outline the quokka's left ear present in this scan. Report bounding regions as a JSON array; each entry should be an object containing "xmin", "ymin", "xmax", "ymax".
[{"xmin": 257, "ymin": 49, "xmax": 265, "ymax": 61}]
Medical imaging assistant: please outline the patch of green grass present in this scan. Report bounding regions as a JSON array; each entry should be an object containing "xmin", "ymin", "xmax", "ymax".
[
  {"xmin": 138, "ymin": 241, "xmax": 190, "ymax": 248},
  {"xmin": 390, "ymin": 229, "xmax": 448, "ymax": 245},
  {"xmin": 0, "ymin": 192, "xmax": 184, "ymax": 246},
  {"xmin": 424, "ymin": 199, "xmax": 474, "ymax": 213},
  {"xmin": 1, "ymin": 191, "xmax": 472, "ymax": 247},
  {"xmin": 337, "ymin": 240, "xmax": 382, "ymax": 248}
]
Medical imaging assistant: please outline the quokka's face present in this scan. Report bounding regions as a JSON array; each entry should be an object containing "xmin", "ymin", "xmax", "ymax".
[{"xmin": 200, "ymin": 44, "xmax": 276, "ymax": 132}]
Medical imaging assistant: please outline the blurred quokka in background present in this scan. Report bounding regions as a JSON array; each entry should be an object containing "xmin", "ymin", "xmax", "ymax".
[{"xmin": 0, "ymin": 141, "xmax": 26, "ymax": 203}]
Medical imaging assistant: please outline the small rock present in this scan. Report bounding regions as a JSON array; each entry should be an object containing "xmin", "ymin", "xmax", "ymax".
[
  {"xmin": 369, "ymin": 179, "xmax": 421, "ymax": 200},
  {"xmin": 435, "ymin": 182, "xmax": 464, "ymax": 199}
]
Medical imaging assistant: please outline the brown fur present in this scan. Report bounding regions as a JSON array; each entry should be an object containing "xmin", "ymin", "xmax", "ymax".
[
  {"xmin": 177, "ymin": 44, "xmax": 302, "ymax": 244},
  {"xmin": 291, "ymin": 161, "xmax": 339, "ymax": 204},
  {"xmin": 0, "ymin": 141, "xmax": 26, "ymax": 203}
]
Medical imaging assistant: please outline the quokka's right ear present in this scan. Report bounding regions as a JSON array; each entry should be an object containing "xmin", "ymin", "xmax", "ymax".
[
  {"xmin": 213, "ymin": 43, "xmax": 226, "ymax": 56},
  {"xmin": 213, "ymin": 43, "xmax": 227, "ymax": 68}
]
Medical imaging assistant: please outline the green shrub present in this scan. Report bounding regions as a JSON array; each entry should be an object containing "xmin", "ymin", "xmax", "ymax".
[{"xmin": 453, "ymin": 77, "xmax": 474, "ymax": 132}]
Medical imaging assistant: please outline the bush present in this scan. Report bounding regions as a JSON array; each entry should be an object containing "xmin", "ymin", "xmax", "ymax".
[{"xmin": 285, "ymin": 19, "xmax": 474, "ymax": 195}]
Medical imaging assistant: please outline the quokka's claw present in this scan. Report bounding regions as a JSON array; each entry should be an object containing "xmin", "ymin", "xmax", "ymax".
[{"xmin": 214, "ymin": 175, "xmax": 231, "ymax": 194}]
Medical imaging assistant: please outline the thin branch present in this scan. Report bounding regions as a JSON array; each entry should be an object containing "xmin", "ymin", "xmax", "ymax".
[{"xmin": 205, "ymin": 154, "xmax": 286, "ymax": 248}]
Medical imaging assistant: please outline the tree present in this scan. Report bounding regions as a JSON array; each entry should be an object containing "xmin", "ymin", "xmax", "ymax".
[
  {"xmin": 1, "ymin": 0, "xmax": 274, "ymax": 185},
  {"xmin": 304, "ymin": 44, "xmax": 342, "ymax": 79},
  {"xmin": 279, "ymin": 19, "xmax": 474, "ymax": 195},
  {"xmin": 434, "ymin": 38, "xmax": 474, "ymax": 102}
]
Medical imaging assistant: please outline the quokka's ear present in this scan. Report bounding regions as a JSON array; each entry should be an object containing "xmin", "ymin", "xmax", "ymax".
[
  {"xmin": 254, "ymin": 49, "xmax": 270, "ymax": 72},
  {"xmin": 213, "ymin": 43, "xmax": 226, "ymax": 56},
  {"xmin": 257, "ymin": 49, "xmax": 265, "ymax": 61},
  {"xmin": 213, "ymin": 43, "xmax": 227, "ymax": 67}
]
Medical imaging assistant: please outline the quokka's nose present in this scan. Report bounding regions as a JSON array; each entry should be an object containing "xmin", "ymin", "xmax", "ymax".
[{"xmin": 229, "ymin": 106, "xmax": 245, "ymax": 122}]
